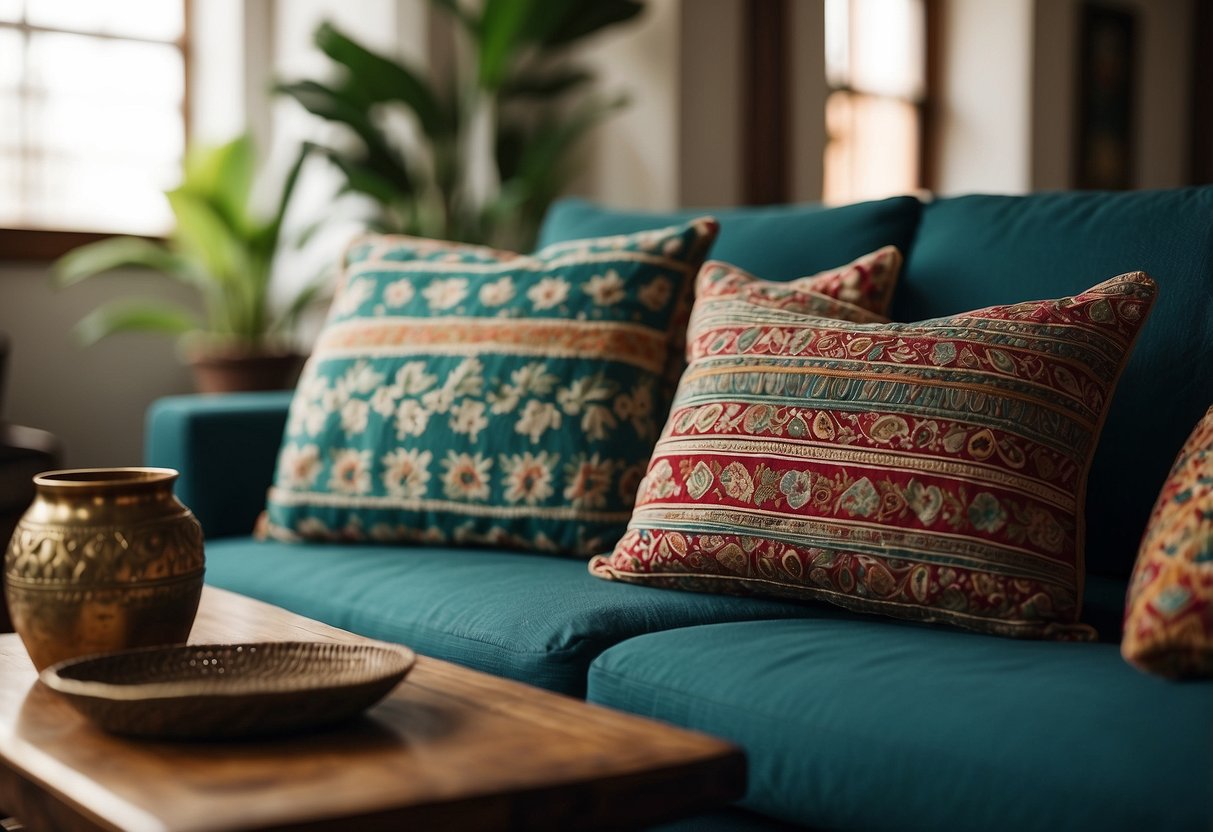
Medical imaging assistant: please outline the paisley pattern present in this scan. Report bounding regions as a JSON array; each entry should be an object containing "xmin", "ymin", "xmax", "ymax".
[
  {"xmin": 1122, "ymin": 405, "xmax": 1213, "ymax": 677},
  {"xmin": 263, "ymin": 220, "xmax": 718, "ymax": 556},
  {"xmin": 591, "ymin": 269, "xmax": 1157, "ymax": 638},
  {"xmin": 698, "ymin": 245, "xmax": 901, "ymax": 321}
]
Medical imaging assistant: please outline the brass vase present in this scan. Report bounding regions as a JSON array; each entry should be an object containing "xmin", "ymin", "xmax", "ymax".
[{"xmin": 4, "ymin": 468, "xmax": 205, "ymax": 671}]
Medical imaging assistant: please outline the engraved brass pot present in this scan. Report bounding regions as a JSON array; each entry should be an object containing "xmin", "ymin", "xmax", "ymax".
[{"xmin": 4, "ymin": 468, "xmax": 205, "ymax": 671}]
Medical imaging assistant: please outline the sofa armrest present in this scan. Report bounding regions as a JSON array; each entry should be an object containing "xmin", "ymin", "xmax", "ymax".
[{"xmin": 144, "ymin": 392, "xmax": 292, "ymax": 539}]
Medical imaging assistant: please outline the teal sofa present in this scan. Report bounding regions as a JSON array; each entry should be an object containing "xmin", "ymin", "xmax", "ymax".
[{"xmin": 147, "ymin": 189, "xmax": 1213, "ymax": 831}]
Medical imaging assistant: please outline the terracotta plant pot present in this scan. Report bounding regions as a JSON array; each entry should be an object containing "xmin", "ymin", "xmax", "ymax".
[{"xmin": 188, "ymin": 349, "xmax": 305, "ymax": 394}]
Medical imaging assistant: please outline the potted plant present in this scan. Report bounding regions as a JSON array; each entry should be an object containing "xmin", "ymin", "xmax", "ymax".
[
  {"xmin": 278, "ymin": 0, "xmax": 644, "ymax": 250},
  {"xmin": 53, "ymin": 134, "xmax": 326, "ymax": 393}
]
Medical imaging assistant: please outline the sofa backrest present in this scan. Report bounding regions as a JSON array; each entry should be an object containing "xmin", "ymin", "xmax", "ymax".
[
  {"xmin": 538, "ymin": 196, "xmax": 923, "ymax": 280},
  {"xmin": 901, "ymin": 188, "xmax": 1213, "ymax": 577}
]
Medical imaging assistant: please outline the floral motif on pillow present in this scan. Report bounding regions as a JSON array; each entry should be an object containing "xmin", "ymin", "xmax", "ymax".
[
  {"xmin": 590, "ymin": 270, "xmax": 1158, "ymax": 638},
  {"xmin": 1122, "ymin": 405, "xmax": 1213, "ymax": 677},
  {"xmin": 263, "ymin": 219, "xmax": 718, "ymax": 555}
]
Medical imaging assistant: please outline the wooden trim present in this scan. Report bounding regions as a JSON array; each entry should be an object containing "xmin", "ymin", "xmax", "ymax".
[
  {"xmin": 0, "ymin": 229, "xmax": 158, "ymax": 262},
  {"xmin": 742, "ymin": 0, "xmax": 790, "ymax": 205},
  {"xmin": 919, "ymin": 0, "xmax": 942, "ymax": 192},
  {"xmin": 1190, "ymin": 0, "xmax": 1213, "ymax": 183},
  {"xmin": 1073, "ymin": 2, "xmax": 1137, "ymax": 189}
]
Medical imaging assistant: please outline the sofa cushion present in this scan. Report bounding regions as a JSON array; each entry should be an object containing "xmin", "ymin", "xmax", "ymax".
[
  {"xmin": 1123, "ymin": 404, "xmax": 1213, "ymax": 677},
  {"xmin": 537, "ymin": 196, "xmax": 922, "ymax": 283},
  {"xmin": 903, "ymin": 188, "xmax": 1213, "ymax": 578},
  {"xmin": 592, "ymin": 271, "xmax": 1156, "ymax": 639},
  {"xmin": 263, "ymin": 220, "xmax": 717, "ymax": 556},
  {"xmin": 587, "ymin": 616, "xmax": 1213, "ymax": 832},
  {"xmin": 203, "ymin": 537, "xmax": 816, "ymax": 697}
]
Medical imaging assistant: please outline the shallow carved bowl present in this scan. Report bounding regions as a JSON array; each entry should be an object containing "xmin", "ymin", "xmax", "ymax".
[{"xmin": 40, "ymin": 641, "xmax": 416, "ymax": 740}]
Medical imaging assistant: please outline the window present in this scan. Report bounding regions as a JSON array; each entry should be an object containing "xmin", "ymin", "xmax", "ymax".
[
  {"xmin": 0, "ymin": 0, "xmax": 186, "ymax": 243},
  {"xmin": 823, "ymin": 0, "xmax": 927, "ymax": 204}
]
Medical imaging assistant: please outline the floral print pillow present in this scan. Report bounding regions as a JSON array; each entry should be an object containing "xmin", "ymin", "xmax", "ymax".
[
  {"xmin": 1123, "ymin": 405, "xmax": 1213, "ymax": 677},
  {"xmin": 591, "ymin": 269, "xmax": 1158, "ymax": 638},
  {"xmin": 263, "ymin": 219, "xmax": 718, "ymax": 556}
]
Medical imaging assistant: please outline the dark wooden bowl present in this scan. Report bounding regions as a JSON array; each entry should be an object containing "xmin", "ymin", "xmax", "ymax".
[{"xmin": 40, "ymin": 641, "xmax": 415, "ymax": 740}]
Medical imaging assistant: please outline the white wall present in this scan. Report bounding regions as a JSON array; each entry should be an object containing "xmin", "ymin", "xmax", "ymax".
[
  {"xmin": 934, "ymin": 0, "xmax": 1035, "ymax": 194},
  {"xmin": 678, "ymin": 0, "xmax": 743, "ymax": 207},
  {"xmin": 790, "ymin": 0, "xmax": 828, "ymax": 204},
  {"xmin": 568, "ymin": 0, "xmax": 683, "ymax": 210},
  {"xmin": 0, "ymin": 267, "xmax": 194, "ymax": 467}
]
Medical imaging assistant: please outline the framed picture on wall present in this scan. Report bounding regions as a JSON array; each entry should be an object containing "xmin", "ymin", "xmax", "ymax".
[{"xmin": 1074, "ymin": 2, "xmax": 1138, "ymax": 189}]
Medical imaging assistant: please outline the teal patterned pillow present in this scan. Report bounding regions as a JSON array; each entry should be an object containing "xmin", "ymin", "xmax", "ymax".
[{"xmin": 264, "ymin": 219, "xmax": 719, "ymax": 555}]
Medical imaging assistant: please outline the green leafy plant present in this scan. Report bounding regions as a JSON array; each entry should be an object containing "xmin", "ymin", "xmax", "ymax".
[
  {"xmin": 279, "ymin": 0, "xmax": 644, "ymax": 250},
  {"xmin": 54, "ymin": 134, "xmax": 323, "ymax": 353}
]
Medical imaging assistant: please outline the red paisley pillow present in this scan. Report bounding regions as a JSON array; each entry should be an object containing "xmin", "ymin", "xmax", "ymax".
[{"xmin": 591, "ymin": 270, "xmax": 1157, "ymax": 639}]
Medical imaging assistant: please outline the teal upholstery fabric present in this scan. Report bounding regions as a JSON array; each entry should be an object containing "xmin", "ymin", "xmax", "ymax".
[
  {"xmin": 537, "ymin": 196, "xmax": 923, "ymax": 282},
  {"xmin": 203, "ymin": 537, "xmax": 817, "ymax": 697},
  {"xmin": 145, "ymin": 392, "xmax": 291, "ymax": 538},
  {"xmin": 902, "ymin": 188, "xmax": 1213, "ymax": 578},
  {"xmin": 588, "ymin": 617, "xmax": 1213, "ymax": 832}
]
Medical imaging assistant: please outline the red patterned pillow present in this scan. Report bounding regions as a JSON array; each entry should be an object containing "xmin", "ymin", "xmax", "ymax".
[
  {"xmin": 721, "ymin": 245, "xmax": 901, "ymax": 320},
  {"xmin": 591, "ymin": 270, "xmax": 1157, "ymax": 639},
  {"xmin": 1122, "ymin": 405, "xmax": 1213, "ymax": 677}
]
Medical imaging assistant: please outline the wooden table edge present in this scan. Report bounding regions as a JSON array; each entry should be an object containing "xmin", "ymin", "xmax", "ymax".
[{"xmin": 0, "ymin": 587, "xmax": 750, "ymax": 831}]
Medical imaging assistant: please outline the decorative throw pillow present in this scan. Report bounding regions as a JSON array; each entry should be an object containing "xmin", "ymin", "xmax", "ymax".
[
  {"xmin": 263, "ymin": 219, "xmax": 718, "ymax": 555},
  {"xmin": 1122, "ymin": 405, "xmax": 1213, "ymax": 677},
  {"xmin": 591, "ymin": 270, "xmax": 1158, "ymax": 639},
  {"xmin": 701, "ymin": 245, "xmax": 901, "ymax": 322}
]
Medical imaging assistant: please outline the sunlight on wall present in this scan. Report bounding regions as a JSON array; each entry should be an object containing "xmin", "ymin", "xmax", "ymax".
[{"xmin": 822, "ymin": 0, "xmax": 925, "ymax": 204}]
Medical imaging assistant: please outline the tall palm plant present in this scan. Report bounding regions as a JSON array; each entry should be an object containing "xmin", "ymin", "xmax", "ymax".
[{"xmin": 279, "ymin": 0, "xmax": 644, "ymax": 250}]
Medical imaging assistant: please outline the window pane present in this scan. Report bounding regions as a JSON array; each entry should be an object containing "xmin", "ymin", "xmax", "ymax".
[
  {"xmin": 25, "ymin": 0, "xmax": 182, "ymax": 42},
  {"xmin": 0, "ymin": 93, "xmax": 18, "ymax": 149},
  {"xmin": 824, "ymin": 0, "xmax": 850, "ymax": 88},
  {"xmin": 0, "ymin": 1, "xmax": 21, "ymax": 24},
  {"xmin": 0, "ymin": 28, "xmax": 22, "ymax": 87},
  {"xmin": 27, "ymin": 95, "xmax": 183, "ymax": 161},
  {"xmin": 849, "ymin": 0, "xmax": 925, "ymax": 99},
  {"xmin": 824, "ymin": 91, "xmax": 920, "ymax": 204},
  {"xmin": 0, "ymin": 151, "xmax": 18, "ymax": 222},
  {"xmin": 27, "ymin": 33, "xmax": 183, "ymax": 103},
  {"xmin": 25, "ymin": 156, "xmax": 172, "ymax": 234}
]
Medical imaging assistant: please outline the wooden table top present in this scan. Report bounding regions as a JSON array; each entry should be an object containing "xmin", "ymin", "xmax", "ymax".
[{"xmin": 0, "ymin": 587, "xmax": 745, "ymax": 832}]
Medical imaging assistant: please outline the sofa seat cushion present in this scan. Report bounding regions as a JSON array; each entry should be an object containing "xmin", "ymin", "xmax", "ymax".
[
  {"xmin": 203, "ymin": 537, "xmax": 816, "ymax": 696},
  {"xmin": 587, "ymin": 616, "xmax": 1213, "ymax": 832}
]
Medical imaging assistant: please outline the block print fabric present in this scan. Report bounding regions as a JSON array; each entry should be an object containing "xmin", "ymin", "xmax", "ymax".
[
  {"xmin": 591, "ymin": 270, "xmax": 1157, "ymax": 638},
  {"xmin": 1123, "ymin": 405, "xmax": 1213, "ymax": 677},
  {"xmin": 264, "ymin": 220, "xmax": 717, "ymax": 555},
  {"xmin": 700, "ymin": 245, "xmax": 901, "ymax": 323}
]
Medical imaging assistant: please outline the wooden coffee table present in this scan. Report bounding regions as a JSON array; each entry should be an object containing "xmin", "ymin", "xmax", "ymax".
[{"xmin": 0, "ymin": 587, "xmax": 745, "ymax": 831}]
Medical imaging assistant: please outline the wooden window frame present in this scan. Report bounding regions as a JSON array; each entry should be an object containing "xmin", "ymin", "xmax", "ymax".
[
  {"xmin": 742, "ymin": 0, "xmax": 790, "ymax": 206},
  {"xmin": 0, "ymin": 0, "xmax": 190, "ymax": 261},
  {"xmin": 820, "ymin": 0, "xmax": 938, "ymax": 201}
]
